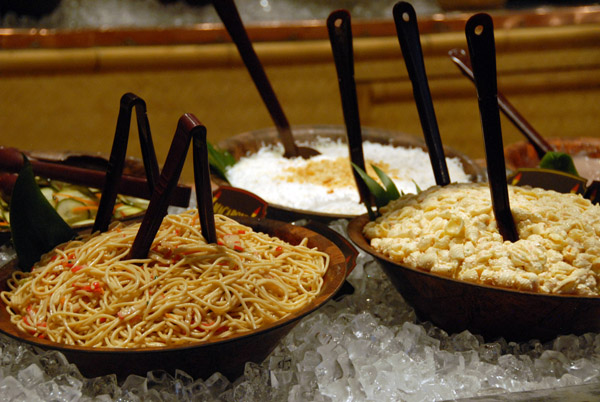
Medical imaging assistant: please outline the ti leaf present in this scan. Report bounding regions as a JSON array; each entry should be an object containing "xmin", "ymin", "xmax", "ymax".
[
  {"xmin": 361, "ymin": 192, "xmax": 376, "ymax": 221},
  {"xmin": 351, "ymin": 163, "xmax": 388, "ymax": 209},
  {"xmin": 412, "ymin": 179, "xmax": 422, "ymax": 194},
  {"xmin": 372, "ymin": 164, "xmax": 400, "ymax": 200},
  {"xmin": 352, "ymin": 163, "xmax": 404, "ymax": 219},
  {"xmin": 10, "ymin": 156, "xmax": 75, "ymax": 271},
  {"xmin": 539, "ymin": 151, "xmax": 579, "ymax": 177},
  {"xmin": 207, "ymin": 142, "xmax": 236, "ymax": 184}
]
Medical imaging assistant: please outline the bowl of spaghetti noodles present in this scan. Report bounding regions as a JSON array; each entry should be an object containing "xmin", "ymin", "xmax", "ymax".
[{"xmin": 0, "ymin": 212, "xmax": 351, "ymax": 380}]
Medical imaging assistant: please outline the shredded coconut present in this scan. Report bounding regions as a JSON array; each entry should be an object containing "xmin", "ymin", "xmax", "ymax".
[{"xmin": 226, "ymin": 137, "xmax": 472, "ymax": 215}]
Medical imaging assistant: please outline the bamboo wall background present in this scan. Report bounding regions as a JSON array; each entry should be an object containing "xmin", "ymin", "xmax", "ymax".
[{"xmin": 0, "ymin": 23, "xmax": 599, "ymax": 182}]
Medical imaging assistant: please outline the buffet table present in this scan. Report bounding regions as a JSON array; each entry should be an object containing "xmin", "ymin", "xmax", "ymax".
[{"xmin": 2, "ymin": 2, "xmax": 600, "ymax": 401}]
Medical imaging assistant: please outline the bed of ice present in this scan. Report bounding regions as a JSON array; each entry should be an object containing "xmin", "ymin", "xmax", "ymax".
[
  {"xmin": 0, "ymin": 0, "xmax": 441, "ymax": 29},
  {"xmin": 1, "ymin": 221, "xmax": 600, "ymax": 401}
]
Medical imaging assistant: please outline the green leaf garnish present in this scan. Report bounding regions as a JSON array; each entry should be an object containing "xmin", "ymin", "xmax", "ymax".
[
  {"xmin": 10, "ymin": 156, "xmax": 75, "ymax": 271},
  {"xmin": 372, "ymin": 164, "xmax": 400, "ymax": 201},
  {"xmin": 539, "ymin": 151, "xmax": 579, "ymax": 177},
  {"xmin": 412, "ymin": 179, "xmax": 422, "ymax": 194},
  {"xmin": 351, "ymin": 163, "xmax": 388, "ymax": 209},
  {"xmin": 207, "ymin": 142, "xmax": 236, "ymax": 184},
  {"xmin": 362, "ymin": 192, "xmax": 376, "ymax": 221},
  {"xmin": 352, "ymin": 163, "xmax": 405, "ymax": 219}
]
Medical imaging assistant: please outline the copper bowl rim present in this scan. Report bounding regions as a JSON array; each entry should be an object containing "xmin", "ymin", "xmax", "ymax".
[{"xmin": 0, "ymin": 216, "xmax": 350, "ymax": 356}]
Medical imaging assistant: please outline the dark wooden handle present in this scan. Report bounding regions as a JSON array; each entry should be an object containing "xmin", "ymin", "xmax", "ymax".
[
  {"xmin": 94, "ymin": 93, "xmax": 162, "ymax": 233},
  {"xmin": 129, "ymin": 114, "xmax": 215, "ymax": 259},
  {"xmin": 191, "ymin": 118, "xmax": 217, "ymax": 244},
  {"xmin": 327, "ymin": 9, "xmax": 371, "ymax": 205},
  {"xmin": 466, "ymin": 13, "xmax": 519, "ymax": 242},
  {"xmin": 0, "ymin": 147, "xmax": 191, "ymax": 207},
  {"xmin": 132, "ymin": 95, "xmax": 161, "ymax": 189},
  {"xmin": 394, "ymin": 1, "xmax": 450, "ymax": 186},
  {"xmin": 212, "ymin": 0, "xmax": 298, "ymax": 158}
]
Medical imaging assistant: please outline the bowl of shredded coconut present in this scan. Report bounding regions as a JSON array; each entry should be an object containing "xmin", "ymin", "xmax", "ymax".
[
  {"xmin": 349, "ymin": 182, "xmax": 600, "ymax": 342},
  {"xmin": 216, "ymin": 125, "xmax": 484, "ymax": 222}
]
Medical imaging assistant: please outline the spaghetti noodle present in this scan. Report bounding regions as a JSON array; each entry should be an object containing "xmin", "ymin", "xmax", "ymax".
[{"xmin": 1, "ymin": 212, "xmax": 328, "ymax": 347}]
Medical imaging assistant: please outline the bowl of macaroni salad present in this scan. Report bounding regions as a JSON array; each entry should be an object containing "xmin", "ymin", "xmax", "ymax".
[{"xmin": 348, "ymin": 182, "xmax": 600, "ymax": 341}]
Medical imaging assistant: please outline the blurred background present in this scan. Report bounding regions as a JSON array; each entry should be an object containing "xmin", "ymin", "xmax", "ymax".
[{"xmin": 1, "ymin": 0, "xmax": 599, "ymax": 181}]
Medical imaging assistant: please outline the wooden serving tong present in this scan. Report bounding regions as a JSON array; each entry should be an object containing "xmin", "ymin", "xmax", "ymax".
[
  {"xmin": 129, "ymin": 113, "xmax": 216, "ymax": 259},
  {"xmin": 0, "ymin": 93, "xmax": 192, "ymax": 232}
]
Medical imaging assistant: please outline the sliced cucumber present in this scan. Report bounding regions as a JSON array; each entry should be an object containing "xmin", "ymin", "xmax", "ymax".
[
  {"xmin": 0, "ymin": 208, "xmax": 9, "ymax": 225},
  {"xmin": 55, "ymin": 198, "xmax": 90, "ymax": 225},
  {"xmin": 40, "ymin": 187, "xmax": 57, "ymax": 207},
  {"xmin": 53, "ymin": 188, "xmax": 91, "ymax": 203},
  {"xmin": 72, "ymin": 218, "xmax": 95, "ymax": 228},
  {"xmin": 114, "ymin": 205, "xmax": 144, "ymax": 219}
]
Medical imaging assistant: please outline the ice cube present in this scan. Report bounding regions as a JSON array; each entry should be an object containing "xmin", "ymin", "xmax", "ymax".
[
  {"xmin": 0, "ymin": 376, "xmax": 35, "ymax": 401},
  {"xmin": 81, "ymin": 374, "xmax": 119, "ymax": 399},
  {"xmin": 450, "ymin": 330, "xmax": 481, "ymax": 352},
  {"xmin": 204, "ymin": 372, "xmax": 230, "ymax": 396},
  {"xmin": 17, "ymin": 363, "xmax": 45, "ymax": 388},
  {"xmin": 567, "ymin": 358, "xmax": 600, "ymax": 382},
  {"xmin": 121, "ymin": 375, "xmax": 148, "ymax": 396}
]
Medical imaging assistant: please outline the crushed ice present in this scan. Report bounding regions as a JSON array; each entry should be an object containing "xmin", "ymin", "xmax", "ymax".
[
  {"xmin": 1, "ymin": 220, "xmax": 600, "ymax": 401},
  {"xmin": 0, "ymin": 0, "xmax": 441, "ymax": 29}
]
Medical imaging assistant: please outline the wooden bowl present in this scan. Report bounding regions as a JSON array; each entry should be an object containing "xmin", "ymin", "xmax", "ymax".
[
  {"xmin": 0, "ymin": 216, "xmax": 353, "ymax": 380},
  {"xmin": 0, "ymin": 152, "xmax": 150, "ymax": 245},
  {"xmin": 348, "ymin": 214, "xmax": 600, "ymax": 342},
  {"xmin": 215, "ymin": 125, "xmax": 485, "ymax": 223}
]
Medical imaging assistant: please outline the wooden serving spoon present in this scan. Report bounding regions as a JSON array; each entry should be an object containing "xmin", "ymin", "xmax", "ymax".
[
  {"xmin": 212, "ymin": 0, "xmax": 319, "ymax": 159},
  {"xmin": 393, "ymin": 1, "xmax": 450, "ymax": 186},
  {"xmin": 466, "ymin": 13, "xmax": 519, "ymax": 242}
]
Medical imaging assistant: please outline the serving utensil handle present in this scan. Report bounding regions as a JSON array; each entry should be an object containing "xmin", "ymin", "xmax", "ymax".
[
  {"xmin": 94, "ymin": 93, "xmax": 161, "ymax": 233},
  {"xmin": 448, "ymin": 48, "xmax": 554, "ymax": 159},
  {"xmin": 0, "ymin": 146, "xmax": 191, "ymax": 207},
  {"xmin": 393, "ymin": 1, "xmax": 450, "ymax": 186},
  {"xmin": 212, "ymin": 0, "xmax": 299, "ymax": 158},
  {"xmin": 129, "ymin": 114, "xmax": 215, "ymax": 259},
  {"xmin": 466, "ymin": 13, "xmax": 518, "ymax": 242},
  {"xmin": 192, "ymin": 119, "xmax": 217, "ymax": 245},
  {"xmin": 327, "ymin": 9, "xmax": 371, "ymax": 205}
]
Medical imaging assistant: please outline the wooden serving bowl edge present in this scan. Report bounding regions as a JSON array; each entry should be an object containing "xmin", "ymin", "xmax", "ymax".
[
  {"xmin": 215, "ymin": 125, "xmax": 486, "ymax": 223},
  {"xmin": 348, "ymin": 214, "xmax": 600, "ymax": 342},
  {"xmin": 0, "ymin": 216, "xmax": 351, "ymax": 380}
]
